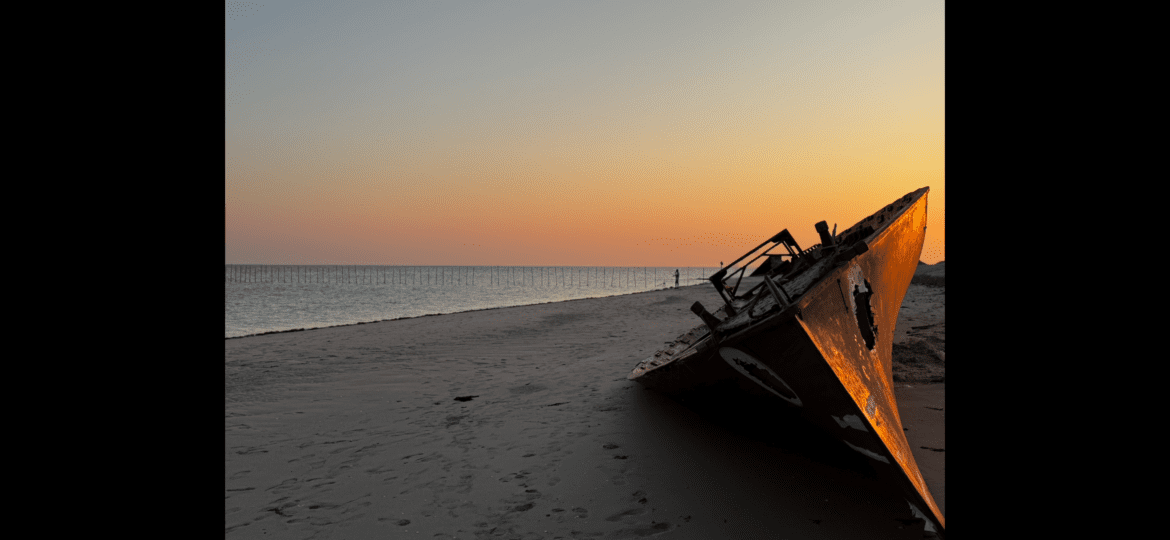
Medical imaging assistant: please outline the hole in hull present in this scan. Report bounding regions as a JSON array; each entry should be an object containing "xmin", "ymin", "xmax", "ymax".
[{"xmin": 853, "ymin": 278, "xmax": 877, "ymax": 350}]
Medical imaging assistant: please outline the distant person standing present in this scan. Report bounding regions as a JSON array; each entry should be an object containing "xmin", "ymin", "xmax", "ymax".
[{"xmin": 674, "ymin": 269, "xmax": 679, "ymax": 287}]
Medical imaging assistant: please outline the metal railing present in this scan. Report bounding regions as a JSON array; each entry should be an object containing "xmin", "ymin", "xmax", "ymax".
[{"xmin": 706, "ymin": 229, "xmax": 804, "ymax": 313}]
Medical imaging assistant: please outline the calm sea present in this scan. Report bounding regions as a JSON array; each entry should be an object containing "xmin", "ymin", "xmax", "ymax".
[{"xmin": 225, "ymin": 265, "xmax": 717, "ymax": 338}]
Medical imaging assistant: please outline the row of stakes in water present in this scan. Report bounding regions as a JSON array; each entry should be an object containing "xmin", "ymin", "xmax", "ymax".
[{"xmin": 224, "ymin": 265, "xmax": 715, "ymax": 289}]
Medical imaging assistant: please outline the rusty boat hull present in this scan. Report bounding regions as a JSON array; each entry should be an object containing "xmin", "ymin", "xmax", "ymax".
[{"xmin": 628, "ymin": 187, "xmax": 943, "ymax": 537}]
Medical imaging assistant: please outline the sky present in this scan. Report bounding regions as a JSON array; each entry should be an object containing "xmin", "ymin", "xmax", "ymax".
[{"xmin": 226, "ymin": 0, "xmax": 944, "ymax": 266}]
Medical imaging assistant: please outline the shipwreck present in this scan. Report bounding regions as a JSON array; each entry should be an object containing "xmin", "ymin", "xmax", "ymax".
[{"xmin": 628, "ymin": 187, "xmax": 943, "ymax": 537}]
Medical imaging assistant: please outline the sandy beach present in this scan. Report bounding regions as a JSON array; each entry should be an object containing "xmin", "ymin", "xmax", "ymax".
[{"xmin": 226, "ymin": 263, "xmax": 945, "ymax": 539}]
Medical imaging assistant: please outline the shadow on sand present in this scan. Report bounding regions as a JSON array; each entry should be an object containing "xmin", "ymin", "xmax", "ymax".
[{"xmin": 618, "ymin": 383, "xmax": 931, "ymax": 539}]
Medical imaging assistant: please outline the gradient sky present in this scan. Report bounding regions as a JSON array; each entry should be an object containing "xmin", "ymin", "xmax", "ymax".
[{"xmin": 226, "ymin": 0, "xmax": 944, "ymax": 266}]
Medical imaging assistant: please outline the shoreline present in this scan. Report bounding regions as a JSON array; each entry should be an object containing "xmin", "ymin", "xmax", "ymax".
[{"xmin": 226, "ymin": 283, "xmax": 707, "ymax": 340}]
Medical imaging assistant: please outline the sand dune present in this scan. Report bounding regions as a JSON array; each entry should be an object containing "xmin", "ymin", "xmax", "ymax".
[
  {"xmin": 915, "ymin": 261, "xmax": 945, "ymax": 278},
  {"xmin": 892, "ymin": 262, "xmax": 946, "ymax": 384}
]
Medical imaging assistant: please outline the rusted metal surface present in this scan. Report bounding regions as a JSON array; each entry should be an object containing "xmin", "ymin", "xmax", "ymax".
[{"xmin": 628, "ymin": 187, "xmax": 942, "ymax": 537}]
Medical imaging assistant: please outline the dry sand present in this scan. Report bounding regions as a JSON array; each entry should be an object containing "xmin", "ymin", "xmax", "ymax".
[{"xmin": 226, "ymin": 263, "xmax": 944, "ymax": 539}]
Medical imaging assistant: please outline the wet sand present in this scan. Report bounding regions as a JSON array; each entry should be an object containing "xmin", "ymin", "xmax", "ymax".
[{"xmin": 226, "ymin": 263, "xmax": 944, "ymax": 539}]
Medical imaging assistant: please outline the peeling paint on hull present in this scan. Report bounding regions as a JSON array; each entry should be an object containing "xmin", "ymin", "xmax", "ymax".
[
  {"xmin": 627, "ymin": 187, "xmax": 943, "ymax": 537},
  {"xmin": 832, "ymin": 414, "xmax": 868, "ymax": 432},
  {"xmin": 844, "ymin": 439, "xmax": 890, "ymax": 463}
]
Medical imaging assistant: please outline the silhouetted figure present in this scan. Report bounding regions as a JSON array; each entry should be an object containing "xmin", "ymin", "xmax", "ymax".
[{"xmin": 674, "ymin": 269, "xmax": 680, "ymax": 287}]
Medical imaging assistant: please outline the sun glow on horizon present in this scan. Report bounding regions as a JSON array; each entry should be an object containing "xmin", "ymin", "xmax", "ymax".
[{"xmin": 227, "ymin": 0, "xmax": 944, "ymax": 266}]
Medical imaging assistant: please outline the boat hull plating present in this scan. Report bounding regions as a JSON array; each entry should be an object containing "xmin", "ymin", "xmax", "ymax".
[
  {"xmin": 730, "ymin": 192, "xmax": 941, "ymax": 534},
  {"xmin": 629, "ymin": 188, "xmax": 943, "ymax": 536}
]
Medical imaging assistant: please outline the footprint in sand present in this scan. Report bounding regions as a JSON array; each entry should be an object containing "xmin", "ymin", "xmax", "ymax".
[
  {"xmin": 229, "ymin": 470, "xmax": 251, "ymax": 480},
  {"xmin": 509, "ymin": 384, "xmax": 546, "ymax": 395},
  {"xmin": 612, "ymin": 522, "xmax": 673, "ymax": 537},
  {"xmin": 631, "ymin": 491, "xmax": 648, "ymax": 505},
  {"xmin": 267, "ymin": 478, "xmax": 299, "ymax": 493},
  {"xmin": 606, "ymin": 508, "xmax": 647, "ymax": 522}
]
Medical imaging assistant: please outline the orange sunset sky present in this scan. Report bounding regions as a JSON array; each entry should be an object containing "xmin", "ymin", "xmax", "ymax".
[{"xmin": 226, "ymin": 0, "xmax": 944, "ymax": 267}]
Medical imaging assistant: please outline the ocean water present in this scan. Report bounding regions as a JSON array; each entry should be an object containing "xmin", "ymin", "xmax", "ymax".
[{"xmin": 225, "ymin": 265, "xmax": 717, "ymax": 338}]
